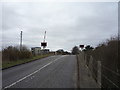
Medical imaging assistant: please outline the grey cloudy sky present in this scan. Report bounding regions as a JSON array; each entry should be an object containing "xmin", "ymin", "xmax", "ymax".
[{"xmin": 1, "ymin": 2, "xmax": 118, "ymax": 51}]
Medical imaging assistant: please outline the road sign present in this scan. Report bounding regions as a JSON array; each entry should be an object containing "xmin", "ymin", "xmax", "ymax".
[
  {"xmin": 80, "ymin": 45, "xmax": 84, "ymax": 48},
  {"xmin": 41, "ymin": 42, "xmax": 47, "ymax": 47}
]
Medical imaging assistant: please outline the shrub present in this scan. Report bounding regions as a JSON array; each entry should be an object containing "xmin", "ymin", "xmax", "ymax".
[
  {"xmin": 2, "ymin": 45, "xmax": 32, "ymax": 62},
  {"xmin": 92, "ymin": 37, "xmax": 119, "ymax": 72},
  {"xmin": 72, "ymin": 46, "xmax": 80, "ymax": 55}
]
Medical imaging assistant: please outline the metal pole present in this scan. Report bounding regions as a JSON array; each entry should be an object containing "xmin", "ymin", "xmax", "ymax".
[
  {"xmin": 20, "ymin": 31, "xmax": 22, "ymax": 50},
  {"xmin": 43, "ymin": 31, "xmax": 46, "ymax": 42}
]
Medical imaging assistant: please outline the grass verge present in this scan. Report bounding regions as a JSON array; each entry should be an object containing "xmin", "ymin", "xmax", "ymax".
[{"xmin": 2, "ymin": 54, "xmax": 54, "ymax": 69}]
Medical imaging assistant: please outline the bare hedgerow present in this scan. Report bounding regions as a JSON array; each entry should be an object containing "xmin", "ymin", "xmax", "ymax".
[
  {"xmin": 84, "ymin": 36, "xmax": 119, "ymax": 88},
  {"xmin": 91, "ymin": 36, "xmax": 119, "ymax": 73},
  {"xmin": 2, "ymin": 45, "xmax": 32, "ymax": 62}
]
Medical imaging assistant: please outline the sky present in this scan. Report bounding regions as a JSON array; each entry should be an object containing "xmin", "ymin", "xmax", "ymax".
[{"xmin": 1, "ymin": 2, "xmax": 118, "ymax": 51}]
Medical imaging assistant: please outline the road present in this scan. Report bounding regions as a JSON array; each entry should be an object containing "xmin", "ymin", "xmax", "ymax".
[{"xmin": 2, "ymin": 55, "xmax": 77, "ymax": 89}]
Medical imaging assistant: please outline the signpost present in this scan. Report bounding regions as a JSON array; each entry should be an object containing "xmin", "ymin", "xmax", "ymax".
[
  {"xmin": 79, "ymin": 45, "xmax": 84, "ymax": 51},
  {"xmin": 80, "ymin": 45, "xmax": 84, "ymax": 49},
  {"xmin": 41, "ymin": 42, "xmax": 47, "ymax": 48},
  {"xmin": 41, "ymin": 31, "xmax": 47, "ymax": 49}
]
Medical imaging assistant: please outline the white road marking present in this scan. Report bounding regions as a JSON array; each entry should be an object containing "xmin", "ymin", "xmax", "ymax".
[{"xmin": 3, "ymin": 55, "xmax": 66, "ymax": 89}]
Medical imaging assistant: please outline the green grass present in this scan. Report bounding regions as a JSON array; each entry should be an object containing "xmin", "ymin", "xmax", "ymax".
[{"xmin": 2, "ymin": 54, "xmax": 54, "ymax": 69}]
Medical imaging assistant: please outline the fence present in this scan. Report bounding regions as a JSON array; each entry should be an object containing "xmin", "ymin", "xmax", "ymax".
[
  {"xmin": 83, "ymin": 52, "xmax": 120, "ymax": 89},
  {"xmin": 101, "ymin": 64, "xmax": 120, "ymax": 88},
  {"xmin": 84, "ymin": 53, "xmax": 101, "ymax": 87}
]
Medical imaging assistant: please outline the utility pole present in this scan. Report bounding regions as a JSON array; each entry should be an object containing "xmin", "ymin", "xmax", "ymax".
[{"xmin": 20, "ymin": 31, "xmax": 23, "ymax": 50}]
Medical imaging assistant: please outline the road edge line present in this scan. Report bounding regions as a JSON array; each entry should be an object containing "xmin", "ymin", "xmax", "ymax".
[{"xmin": 3, "ymin": 55, "xmax": 65, "ymax": 89}]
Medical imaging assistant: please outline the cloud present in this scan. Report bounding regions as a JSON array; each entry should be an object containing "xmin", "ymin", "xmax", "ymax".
[{"xmin": 2, "ymin": 2, "xmax": 118, "ymax": 51}]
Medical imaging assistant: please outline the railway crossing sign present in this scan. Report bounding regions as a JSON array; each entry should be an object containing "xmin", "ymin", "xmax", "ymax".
[{"xmin": 80, "ymin": 45, "xmax": 84, "ymax": 49}]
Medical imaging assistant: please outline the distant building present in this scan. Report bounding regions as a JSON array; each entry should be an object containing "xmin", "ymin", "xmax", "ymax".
[
  {"xmin": 31, "ymin": 47, "xmax": 41, "ymax": 55},
  {"xmin": 31, "ymin": 47, "xmax": 50, "ymax": 55},
  {"xmin": 40, "ymin": 49, "xmax": 50, "ymax": 54}
]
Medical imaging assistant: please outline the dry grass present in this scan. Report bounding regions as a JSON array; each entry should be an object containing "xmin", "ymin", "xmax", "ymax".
[
  {"xmin": 2, "ymin": 45, "xmax": 54, "ymax": 69},
  {"xmin": 2, "ymin": 45, "xmax": 32, "ymax": 62},
  {"xmin": 2, "ymin": 53, "xmax": 53, "ymax": 69}
]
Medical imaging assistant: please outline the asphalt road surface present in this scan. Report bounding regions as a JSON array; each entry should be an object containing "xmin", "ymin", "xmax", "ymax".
[{"xmin": 2, "ymin": 55, "xmax": 77, "ymax": 89}]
